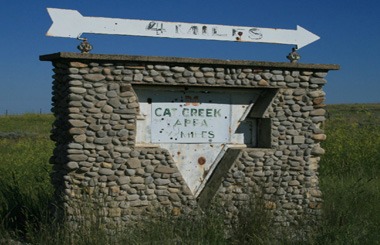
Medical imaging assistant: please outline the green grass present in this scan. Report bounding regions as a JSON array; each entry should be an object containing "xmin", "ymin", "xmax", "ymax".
[
  {"xmin": 316, "ymin": 104, "xmax": 380, "ymax": 244},
  {"xmin": 0, "ymin": 105, "xmax": 379, "ymax": 244},
  {"xmin": 0, "ymin": 114, "xmax": 53, "ymax": 136},
  {"xmin": 0, "ymin": 114, "xmax": 54, "ymax": 195},
  {"xmin": 0, "ymin": 114, "xmax": 54, "ymax": 239}
]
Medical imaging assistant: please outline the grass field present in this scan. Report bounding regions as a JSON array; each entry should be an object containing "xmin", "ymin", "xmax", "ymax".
[
  {"xmin": 0, "ymin": 105, "xmax": 379, "ymax": 244},
  {"xmin": 317, "ymin": 104, "xmax": 380, "ymax": 244}
]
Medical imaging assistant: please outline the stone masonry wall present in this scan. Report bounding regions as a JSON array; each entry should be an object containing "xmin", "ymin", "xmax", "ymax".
[{"xmin": 41, "ymin": 52, "xmax": 339, "ymax": 227}]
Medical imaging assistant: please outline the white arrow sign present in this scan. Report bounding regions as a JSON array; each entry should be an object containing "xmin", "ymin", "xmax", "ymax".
[{"xmin": 47, "ymin": 8, "xmax": 320, "ymax": 49}]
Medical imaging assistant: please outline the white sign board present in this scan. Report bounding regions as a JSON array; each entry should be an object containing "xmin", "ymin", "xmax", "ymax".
[
  {"xmin": 46, "ymin": 8, "xmax": 320, "ymax": 49},
  {"xmin": 151, "ymin": 94, "xmax": 230, "ymax": 143}
]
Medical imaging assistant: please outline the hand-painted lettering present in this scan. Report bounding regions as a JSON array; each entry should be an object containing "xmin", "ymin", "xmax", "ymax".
[
  {"xmin": 155, "ymin": 108, "xmax": 162, "ymax": 116},
  {"xmin": 214, "ymin": 109, "xmax": 221, "ymax": 117},
  {"xmin": 190, "ymin": 108, "xmax": 197, "ymax": 116},
  {"xmin": 182, "ymin": 108, "xmax": 189, "ymax": 117},
  {"xmin": 201, "ymin": 119, "xmax": 208, "ymax": 127},
  {"xmin": 152, "ymin": 102, "xmax": 229, "ymax": 143},
  {"xmin": 162, "ymin": 108, "xmax": 170, "ymax": 116},
  {"xmin": 248, "ymin": 28, "xmax": 263, "ymax": 40},
  {"xmin": 146, "ymin": 21, "xmax": 165, "ymax": 35},
  {"xmin": 174, "ymin": 119, "xmax": 182, "ymax": 127},
  {"xmin": 208, "ymin": 131, "xmax": 215, "ymax": 138},
  {"xmin": 155, "ymin": 107, "xmax": 177, "ymax": 117},
  {"xmin": 181, "ymin": 108, "xmax": 221, "ymax": 118},
  {"xmin": 175, "ymin": 118, "xmax": 209, "ymax": 127},
  {"xmin": 184, "ymin": 119, "xmax": 192, "ymax": 127},
  {"xmin": 180, "ymin": 130, "xmax": 215, "ymax": 139}
]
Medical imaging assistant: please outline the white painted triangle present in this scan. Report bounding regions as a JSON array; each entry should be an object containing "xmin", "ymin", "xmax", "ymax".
[
  {"xmin": 160, "ymin": 143, "xmax": 227, "ymax": 196},
  {"xmin": 134, "ymin": 87, "xmax": 261, "ymax": 197}
]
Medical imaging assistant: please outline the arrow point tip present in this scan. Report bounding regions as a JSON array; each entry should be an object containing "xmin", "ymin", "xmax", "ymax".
[{"xmin": 296, "ymin": 25, "xmax": 320, "ymax": 49}]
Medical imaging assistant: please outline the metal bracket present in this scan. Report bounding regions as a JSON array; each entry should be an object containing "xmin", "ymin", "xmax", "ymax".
[
  {"xmin": 77, "ymin": 37, "xmax": 93, "ymax": 53},
  {"xmin": 287, "ymin": 47, "xmax": 301, "ymax": 63}
]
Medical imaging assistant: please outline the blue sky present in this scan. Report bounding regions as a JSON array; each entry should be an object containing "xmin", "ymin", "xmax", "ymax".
[{"xmin": 0, "ymin": 0, "xmax": 379, "ymax": 114}]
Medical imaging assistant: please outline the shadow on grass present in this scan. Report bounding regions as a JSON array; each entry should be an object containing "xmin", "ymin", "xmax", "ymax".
[{"xmin": 0, "ymin": 175, "xmax": 55, "ymax": 242}]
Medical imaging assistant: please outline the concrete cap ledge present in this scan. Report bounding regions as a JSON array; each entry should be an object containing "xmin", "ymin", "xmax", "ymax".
[{"xmin": 40, "ymin": 52, "xmax": 340, "ymax": 71}]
